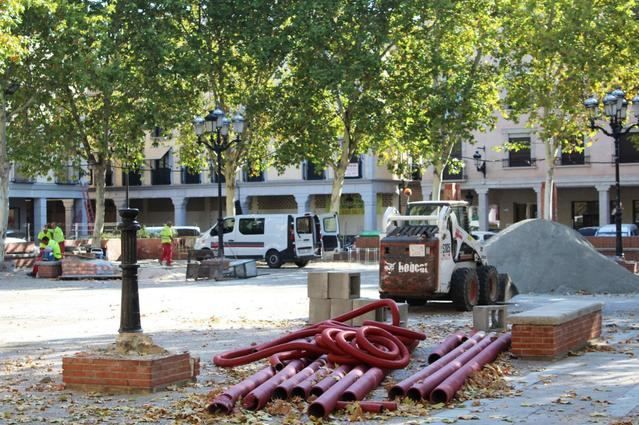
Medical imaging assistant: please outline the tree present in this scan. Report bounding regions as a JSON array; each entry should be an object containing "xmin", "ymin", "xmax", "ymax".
[
  {"xmin": 177, "ymin": 0, "xmax": 292, "ymax": 216},
  {"xmin": 379, "ymin": 0, "xmax": 503, "ymax": 200},
  {"xmin": 0, "ymin": 0, "xmax": 55, "ymax": 263},
  {"xmin": 501, "ymin": 0, "xmax": 639, "ymax": 219},
  {"xmin": 35, "ymin": 0, "xmax": 198, "ymax": 246},
  {"xmin": 268, "ymin": 0, "xmax": 398, "ymax": 212}
]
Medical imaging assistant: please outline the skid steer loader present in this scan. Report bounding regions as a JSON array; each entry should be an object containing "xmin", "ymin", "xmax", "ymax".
[{"xmin": 379, "ymin": 200, "xmax": 508, "ymax": 311}]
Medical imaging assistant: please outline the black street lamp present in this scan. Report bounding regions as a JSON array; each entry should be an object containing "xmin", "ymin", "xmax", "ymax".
[
  {"xmin": 473, "ymin": 146, "xmax": 487, "ymax": 178},
  {"xmin": 584, "ymin": 89, "xmax": 639, "ymax": 259},
  {"xmin": 192, "ymin": 107, "xmax": 245, "ymax": 262}
]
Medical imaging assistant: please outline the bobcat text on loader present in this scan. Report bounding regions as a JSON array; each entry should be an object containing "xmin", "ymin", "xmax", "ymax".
[{"xmin": 379, "ymin": 200, "xmax": 508, "ymax": 311}]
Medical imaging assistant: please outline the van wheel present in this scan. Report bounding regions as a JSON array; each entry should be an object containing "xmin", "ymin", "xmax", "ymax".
[
  {"xmin": 266, "ymin": 250, "xmax": 282, "ymax": 269},
  {"xmin": 294, "ymin": 260, "xmax": 309, "ymax": 268},
  {"xmin": 477, "ymin": 265, "xmax": 499, "ymax": 305},
  {"xmin": 450, "ymin": 268, "xmax": 479, "ymax": 312}
]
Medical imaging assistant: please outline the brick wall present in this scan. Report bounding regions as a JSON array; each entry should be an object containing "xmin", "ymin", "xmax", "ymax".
[
  {"xmin": 63, "ymin": 353, "xmax": 199, "ymax": 392},
  {"xmin": 511, "ymin": 311, "xmax": 601, "ymax": 359}
]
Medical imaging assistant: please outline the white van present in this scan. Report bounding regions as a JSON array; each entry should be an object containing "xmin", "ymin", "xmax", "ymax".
[{"xmin": 194, "ymin": 213, "xmax": 340, "ymax": 268}]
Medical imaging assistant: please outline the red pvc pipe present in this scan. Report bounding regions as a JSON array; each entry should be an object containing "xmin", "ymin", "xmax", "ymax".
[
  {"xmin": 341, "ymin": 367, "xmax": 386, "ymax": 401},
  {"xmin": 242, "ymin": 359, "xmax": 308, "ymax": 411},
  {"xmin": 333, "ymin": 299, "xmax": 401, "ymax": 326},
  {"xmin": 431, "ymin": 333, "xmax": 512, "ymax": 404},
  {"xmin": 407, "ymin": 332, "xmax": 496, "ymax": 401},
  {"xmin": 308, "ymin": 365, "xmax": 368, "ymax": 418},
  {"xmin": 291, "ymin": 365, "xmax": 334, "ymax": 399},
  {"xmin": 311, "ymin": 364, "xmax": 353, "ymax": 397},
  {"xmin": 389, "ymin": 332, "xmax": 485, "ymax": 399},
  {"xmin": 272, "ymin": 357, "xmax": 327, "ymax": 400},
  {"xmin": 207, "ymin": 366, "xmax": 275, "ymax": 414},
  {"xmin": 335, "ymin": 400, "xmax": 398, "ymax": 413},
  {"xmin": 427, "ymin": 331, "xmax": 466, "ymax": 364}
]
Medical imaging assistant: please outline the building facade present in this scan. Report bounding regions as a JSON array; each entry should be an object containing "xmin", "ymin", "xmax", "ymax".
[{"xmin": 7, "ymin": 113, "xmax": 639, "ymax": 241}]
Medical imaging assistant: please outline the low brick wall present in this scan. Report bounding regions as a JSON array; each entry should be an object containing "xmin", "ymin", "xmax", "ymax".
[
  {"xmin": 63, "ymin": 352, "xmax": 199, "ymax": 392},
  {"xmin": 586, "ymin": 236, "xmax": 639, "ymax": 262},
  {"xmin": 509, "ymin": 302, "xmax": 602, "ymax": 359}
]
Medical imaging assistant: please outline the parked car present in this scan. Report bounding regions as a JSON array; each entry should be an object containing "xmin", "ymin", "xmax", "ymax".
[
  {"xmin": 142, "ymin": 226, "xmax": 201, "ymax": 238},
  {"xmin": 576, "ymin": 226, "xmax": 599, "ymax": 237},
  {"xmin": 594, "ymin": 224, "xmax": 639, "ymax": 237},
  {"xmin": 4, "ymin": 230, "xmax": 26, "ymax": 244},
  {"xmin": 471, "ymin": 230, "xmax": 497, "ymax": 243},
  {"xmin": 194, "ymin": 213, "xmax": 339, "ymax": 268}
]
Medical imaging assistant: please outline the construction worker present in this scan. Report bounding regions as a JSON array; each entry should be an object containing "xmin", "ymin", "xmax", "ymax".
[
  {"xmin": 29, "ymin": 235, "xmax": 61, "ymax": 277},
  {"xmin": 50, "ymin": 222, "xmax": 65, "ymax": 257},
  {"xmin": 37, "ymin": 225, "xmax": 52, "ymax": 249},
  {"xmin": 31, "ymin": 225, "xmax": 51, "ymax": 277},
  {"xmin": 160, "ymin": 221, "xmax": 176, "ymax": 266}
]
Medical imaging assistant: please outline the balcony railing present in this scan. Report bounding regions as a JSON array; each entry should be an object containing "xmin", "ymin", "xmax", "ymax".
[
  {"xmin": 243, "ymin": 170, "xmax": 264, "ymax": 182},
  {"xmin": 555, "ymin": 154, "xmax": 590, "ymax": 166},
  {"xmin": 151, "ymin": 168, "xmax": 171, "ymax": 185},
  {"xmin": 123, "ymin": 171, "xmax": 142, "ymax": 186},
  {"xmin": 502, "ymin": 157, "xmax": 537, "ymax": 168},
  {"xmin": 181, "ymin": 169, "xmax": 201, "ymax": 184},
  {"xmin": 210, "ymin": 169, "xmax": 226, "ymax": 183}
]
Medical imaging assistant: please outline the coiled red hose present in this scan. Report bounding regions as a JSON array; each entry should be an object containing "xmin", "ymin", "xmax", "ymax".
[{"xmin": 213, "ymin": 300, "xmax": 425, "ymax": 370}]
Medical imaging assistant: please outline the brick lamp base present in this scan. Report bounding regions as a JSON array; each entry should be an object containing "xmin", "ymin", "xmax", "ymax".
[{"xmin": 62, "ymin": 334, "xmax": 200, "ymax": 393}]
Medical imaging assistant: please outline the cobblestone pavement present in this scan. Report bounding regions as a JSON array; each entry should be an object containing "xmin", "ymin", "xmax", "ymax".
[{"xmin": 1, "ymin": 261, "xmax": 638, "ymax": 424}]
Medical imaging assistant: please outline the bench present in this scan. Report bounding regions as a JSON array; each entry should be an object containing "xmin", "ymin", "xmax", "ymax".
[{"xmin": 508, "ymin": 301, "xmax": 603, "ymax": 359}]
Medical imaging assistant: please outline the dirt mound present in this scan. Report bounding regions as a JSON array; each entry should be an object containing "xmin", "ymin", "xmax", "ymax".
[{"xmin": 484, "ymin": 219, "xmax": 639, "ymax": 294}]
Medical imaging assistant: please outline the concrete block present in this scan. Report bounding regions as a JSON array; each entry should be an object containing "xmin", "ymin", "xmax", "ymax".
[
  {"xmin": 328, "ymin": 272, "xmax": 361, "ymax": 299},
  {"xmin": 397, "ymin": 302, "xmax": 408, "ymax": 327},
  {"xmin": 473, "ymin": 305, "xmax": 508, "ymax": 332},
  {"xmin": 351, "ymin": 298, "xmax": 379, "ymax": 326},
  {"xmin": 330, "ymin": 299, "xmax": 354, "ymax": 325},
  {"xmin": 308, "ymin": 298, "xmax": 331, "ymax": 324},
  {"xmin": 307, "ymin": 272, "xmax": 329, "ymax": 299}
]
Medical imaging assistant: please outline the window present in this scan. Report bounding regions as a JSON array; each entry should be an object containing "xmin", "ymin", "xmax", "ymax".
[
  {"xmin": 296, "ymin": 216, "xmax": 313, "ymax": 234},
  {"xmin": 633, "ymin": 200, "xmax": 639, "ymax": 225},
  {"xmin": 323, "ymin": 216, "xmax": 338, "ymax": 232},
  {"xmin": 239, "ymin": 218, "xmax": 265, "ymax": 235},
  {"xmin": 304, "ymin": 161, "xmax": 325, "ymax": 180},
  {"xmin": 211, "ymin": 218, "xmax": 235, "ymax": 236},
  {"xmin": 152, "ymin": 153, "xmax": 171, "ymax": 185},
  {"xmin": 244, "ymin": 165, "xmax": 264, "ymax": 182},
  {"xmin": 182, "ymin": 167, "xmax": 201, "ymax": 184},
  {"xmin": 443, "ymin": 142, "xmax": 463, "ymax": 180},
  {"xmin": 572, "ymin": 201, "xmax": 599, "ymax": 229},
  {"xmin": 619, "ymin": 133, "xmax": 639, "ymax": 163},
  {"xmin": 344, "ymin": 155, "xmax": 362, "ymax": 179},
  {"xmin": 507, "ymin": 136, "xmax": 533, "ymax": 167}
]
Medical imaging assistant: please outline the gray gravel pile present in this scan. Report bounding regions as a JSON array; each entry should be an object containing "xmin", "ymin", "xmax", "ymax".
[{"xmin": 485, "ymin": 219, "xmax": 639, "ymax": 294}]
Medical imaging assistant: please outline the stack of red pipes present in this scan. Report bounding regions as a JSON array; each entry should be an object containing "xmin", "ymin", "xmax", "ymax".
[
  {"xmin": 208, "ymin": 299, "xmax": 511, "ymax": 418},
  {"xmin": 209, "ymin": 299, "xmax": 425, "ymax": 417}
]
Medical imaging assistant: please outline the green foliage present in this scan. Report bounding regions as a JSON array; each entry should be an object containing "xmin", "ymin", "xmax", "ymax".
[
  {"xmin": 267, "ymin": 0, "xmax": 398, "ymax": 172},
  {"xmin": 501, "ymin": 0, "xmax": 639, "ymax": 150},
  {"xmin": 380, "ymin": 0, "xmax": 503, "ymax": 179},
  {"xmin": 177, "ymin": 0, "xmax": 292, "ymax": 179}
]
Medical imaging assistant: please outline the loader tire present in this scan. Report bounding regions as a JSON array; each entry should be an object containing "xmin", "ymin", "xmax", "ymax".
[
  {"xmin": 498, "ymin": 273, "xmax": 518, "ymax": 302},
  {"xmin": 477, "ymin": 265, "xmax": 499, "ymax": 305},
  {"xmin": 450, "ymin": 268, "xmax": 479, "ymax": 312}
]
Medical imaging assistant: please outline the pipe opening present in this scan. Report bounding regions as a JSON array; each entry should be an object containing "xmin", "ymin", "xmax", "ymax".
[
  {"xmin": 308, "ymin": 403, "xmax": 325, "ymax": 418},
  {"xmin": 275, "ymin": 362, "xmax": 285, "ymax": 371},
  {"xmin": 242, "ymin": 395, "xmax": 259, "ymax": 411},
  {"xmin": 427, "ymin": 353, "xmax": 441, "ymax": 364},
  {"xmin": 207, "ymin": 403, "xmax": 229, "ymax": 414},
  {"xmin": 310, "ymin": 387, "xmax": 323, "ymax": 397},
  {"xmin": 430, "ymin": 388, "xmax": 448, "ymax": 404},
  {"xmin": 388, "ymin": 386, "xmax": 404, "ymax": 399},
  {"xmin": 406, "ymin": 388, "xmax": 423, "ymax": 401},
  {"xmin": 341, "ymin": 391, "xmax": 356, "ymax": 402},
  {"xmin": 271, "ymin": 388, "xmax": 287, "ymax": 400},
  {"xmin": 290, "ymin": 388, "xmax": 306, "ymax": 399}
]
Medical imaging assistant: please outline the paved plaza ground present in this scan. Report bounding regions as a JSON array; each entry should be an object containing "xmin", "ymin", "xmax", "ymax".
[{"xmin": 1, "ymin": 261, "xmax": 638, "ymax": 424}]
